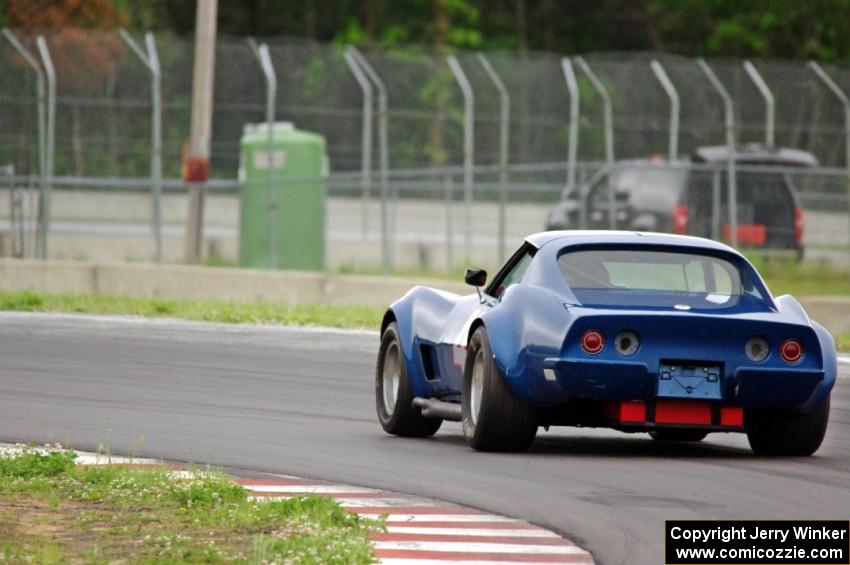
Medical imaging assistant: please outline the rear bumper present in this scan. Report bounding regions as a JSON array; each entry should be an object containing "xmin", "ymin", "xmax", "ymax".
[
  {"xmin": 603, "ymin": 399, "xmax": 745, "ymax": 431},
  {"xmin": 539, "ymin": 357, "xmax": 824, "ymax": 409}
]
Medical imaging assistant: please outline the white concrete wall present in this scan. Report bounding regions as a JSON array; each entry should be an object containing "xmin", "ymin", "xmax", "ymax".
[{"xmin": 0, "ymin": 258, "xmax": 467, "ymax": 306}]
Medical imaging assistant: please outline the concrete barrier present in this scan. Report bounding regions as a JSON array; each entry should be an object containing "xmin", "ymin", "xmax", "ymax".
[
  {"xmin": 0, "ymin": 258, "xmax": 467, "ymax": 307},
  {"xmin": 0, "ymin": 258, "xmax": 847, "ymax": 336}
]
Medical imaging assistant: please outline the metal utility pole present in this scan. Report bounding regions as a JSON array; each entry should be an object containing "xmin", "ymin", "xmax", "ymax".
[
  {"xmin": 809, "ymin": 61, "xmax": 850, "ymax": 249},
  {"xmin": 743, "ymin": 61, "xmax": 775, "ymax": 147},
  {"xmin": 183, "ymin": 0, "xmax": 218, "ymax": 263},
  {"xmin": 477, "ymin": 54, "xmax": 509, "ymax": 262},
  {"xmin": 698, "ymin": 58, "xmax": 737, "ymax": 248},
  {"xmin": 575, "ymin": 56, "xmax": 615, "ymax": 229},
  {"xmin": 650, "ymin": 59, "xmax": 680, "ymax": 160},
  {"xmin": 447, "ymin": 55, "xmax": 475, "ymax": 255},
  {"xmin": 119, "ymin": 29, "xmax": 163, "ymax": 263}
]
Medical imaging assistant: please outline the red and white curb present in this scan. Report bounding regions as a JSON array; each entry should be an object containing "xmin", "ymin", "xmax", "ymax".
[
  {"xmin": 239, "ymin": 476, "xmax": 594, "ymax": 564},
  {"xmin": 0, "ymin": 444, "xmax": 594, "ymax": 564}
]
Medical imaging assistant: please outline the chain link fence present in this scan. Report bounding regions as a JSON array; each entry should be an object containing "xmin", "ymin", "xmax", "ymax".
[{"xmin": 1, "ymin": 29, "xmax": 849, "ymax": 272}]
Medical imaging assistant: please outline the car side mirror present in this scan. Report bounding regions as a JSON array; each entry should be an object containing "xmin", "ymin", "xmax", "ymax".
[
  {"xmin": 464, "ymin": 268, "xmax": 487, "ymax": 288},
  {"xmin": 465, "ymin": 268, "xmax": 488, "ymax": 303}
]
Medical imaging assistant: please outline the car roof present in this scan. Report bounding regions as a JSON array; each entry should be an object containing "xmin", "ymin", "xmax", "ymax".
[
  {"xmin": 525, "ymin": 230, "xmax": 740, "ymax": 254},
  {"xmin": 693, "ymin": 144, "xmax": 818, "ymax": 167}
]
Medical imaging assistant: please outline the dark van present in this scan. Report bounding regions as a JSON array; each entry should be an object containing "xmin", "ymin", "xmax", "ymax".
[{"xmin": 546, "ymin": 144, "xmax": 810, "ymax": 256}]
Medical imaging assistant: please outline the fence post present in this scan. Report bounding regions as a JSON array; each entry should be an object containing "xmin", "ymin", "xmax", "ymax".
[
  {"xmin": 36, "ymin": 36, "xmax": 55, "ymax": 260},
  {"xmin": 698, "ymin": 58, "xmax": 737, "ymax": 248},
  {"xmin": 809, "ymin": 61, "xmax": 850, "ymax": 251},
  {"xmin": 444, "ymin": 171, "xmax": 454, "ymax": 271},
  {"xmin": 650, "ymin": 59, "xmax": 680, "ymax": 160},
  {"xmin": 477, "ymin": 54, "xmax": 509, "ymax": 262},
  {"xmin": 247, "ymin": 41, "xmax": 279, "ymax": 270},
  {"xmin": 348, "ymin": 46, "xmax": 390, "ymax": 275},
  {"xmin": 447, "ymin": 55, "xmax": 475, "ymax": 257},
  {"xmin": 743, "ymin": 61, "xmax": 775, "ymax": 147},
  {"xmin": 3, "ymin": 165, "xmax": 23, "ymax": 257},
  {"xmin": 343, "ymin": 46, "xmax": 373, "ymax": 243},
  {"xmin": 2, "ymin": 29, "xmax": 46, "ymax": 259},
  {"xmin": 560, "ymin": 58, "xmax": 581, "ymax": 227},
  {"xmin": 711, "ymin": 169, "xmax": 721, "ymax": 240},
  {"xmin": 119, "ymin": 29, "xmax": 163, "ymax": 263},
  {"xmin": 146, "ymin": 33, "xmax": 163, "ymax": 265},
  {"xmin": 575, "ymin": 56, "xmax": 615, "ymax": 229}
]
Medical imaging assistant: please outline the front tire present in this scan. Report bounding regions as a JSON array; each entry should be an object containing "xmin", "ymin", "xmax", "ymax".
[
  {"xmin": 745, "ymin": 396, "xmax": 830, "ymax": 456},
  {"xmin": 462, "ymin": 326, "xmax": 537, "ymax": 452},
  {"xmin": 375, "ymin": 322, "xmax": 442, "ymax": 437}
]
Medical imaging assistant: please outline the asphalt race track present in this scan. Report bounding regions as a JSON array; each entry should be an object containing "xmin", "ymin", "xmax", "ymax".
[{"xmin": 1, "ymin": 313, "xmax": 848, "ymax": 565}]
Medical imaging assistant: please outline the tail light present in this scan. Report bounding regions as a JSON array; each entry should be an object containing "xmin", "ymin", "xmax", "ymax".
[
  {"xmin": 779, "ymin": 339, "xmax": 804, "ymax": 364},
  {"xmin": 580, "ymin": 329, "xmax": 605, "ymax": 355},
  {"xmin": 614, "ymin": 331, "xmax": 639, "ymax": 356},
  {"xmin": 794, "ymin": 207, "xmax": 804, "ymax": 244},
  {"xmin": 672, "ymin": 204, "xmax": 688, "ymax": 235},
  {"xmin": 745, "ymin": 337, "xmax": 769, "ymax": 362}
]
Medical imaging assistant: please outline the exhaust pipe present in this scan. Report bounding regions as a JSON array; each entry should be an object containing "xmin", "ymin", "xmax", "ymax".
[{"xmin": 412, "ymin": 397, "xmax": 462, "ymax": 421}]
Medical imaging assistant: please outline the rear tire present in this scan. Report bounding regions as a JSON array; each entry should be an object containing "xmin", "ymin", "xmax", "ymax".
[
  {"xmin": 375, "ymin": 322, "xmax": 442, "ymax": 437},
  {"xmin": 649, "ymin": 429, "xmax": 708, "ymax": 442},
  {"xmin": 745, "ymin": 396, "xmax": 830, "ymax": 456},
  {"xmin": 462, "ymin": 326, "xmax": 537, "ymax": 452}
]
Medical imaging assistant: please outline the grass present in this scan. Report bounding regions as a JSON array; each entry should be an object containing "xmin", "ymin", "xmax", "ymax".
[
  {"xmin": 0, "ymin": 445, "xmax": 380, "ymax": 563},
  {"xmin": 0, "ymin": 290, "xmax": 384, "ymax": 330}
]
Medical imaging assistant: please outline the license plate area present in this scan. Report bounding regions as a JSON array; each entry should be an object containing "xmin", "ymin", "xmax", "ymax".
[{"xmin": 657, "ymin": 361, "xmax": 722, "ymax": 400}]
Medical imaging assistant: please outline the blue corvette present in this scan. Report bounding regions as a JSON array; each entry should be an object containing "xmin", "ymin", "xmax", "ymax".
[{"xmin": 375, "ymin": 231, "xmax": 836, "ymax": 454}]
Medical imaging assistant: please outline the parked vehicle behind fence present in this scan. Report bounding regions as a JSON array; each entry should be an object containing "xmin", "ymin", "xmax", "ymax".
[{"xmin": 546, "ymin": 144, "xmax": 811, "ymax": 258}]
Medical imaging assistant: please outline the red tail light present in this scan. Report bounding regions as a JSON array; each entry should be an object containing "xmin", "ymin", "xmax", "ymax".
[
  {"xmin": 672, "ymin": 204, "xmax": 688, "ymax": 235},
  {"xmin": 580, "ymin": 329, "xmax": 605, "ymax": 355},
  {"xmin": 794, "ymin": 207, "xmax": 804, "ymax": 244},
  {"xmin": 779, "ymin": 339, "xmax": 803, "ymax": 364}
]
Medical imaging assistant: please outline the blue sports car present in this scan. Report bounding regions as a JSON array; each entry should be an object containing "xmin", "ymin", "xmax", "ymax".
[{"xmin": 375, "ymin": 231, "xmax": 836, "ymax": 454}]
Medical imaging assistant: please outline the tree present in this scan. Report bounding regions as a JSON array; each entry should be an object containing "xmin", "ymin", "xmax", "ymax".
[
  {"xmin": 5, "ymin": 0, "xmax": 127, "ymax": 91},
  {"xmin": 5, "ymin": 0, "xmax": 129, "ymax": 175},
  {"xmin": 649, "ymin": 0, "xmax": 850, "ymax": 61}
]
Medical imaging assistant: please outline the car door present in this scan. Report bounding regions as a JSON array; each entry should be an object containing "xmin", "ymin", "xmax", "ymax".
[{"xmin": 435, "ymin": 244, "xmax": 537, "ymax": 394}]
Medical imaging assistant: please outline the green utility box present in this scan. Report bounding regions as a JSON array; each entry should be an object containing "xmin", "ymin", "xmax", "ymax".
[{"xmin": 238, "ymin": 122, "xmax": 328, "ymax": 270}]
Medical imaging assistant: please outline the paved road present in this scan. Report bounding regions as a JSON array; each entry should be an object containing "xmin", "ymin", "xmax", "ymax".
[{"xmin": 1, "ymin": 313, "xmax": 848, "ymax": 565}]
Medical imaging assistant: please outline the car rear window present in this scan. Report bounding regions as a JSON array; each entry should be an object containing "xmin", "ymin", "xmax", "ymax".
[{"xmin": 558, "ymin": 249, "xmax": 746, "ymax": 310}]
